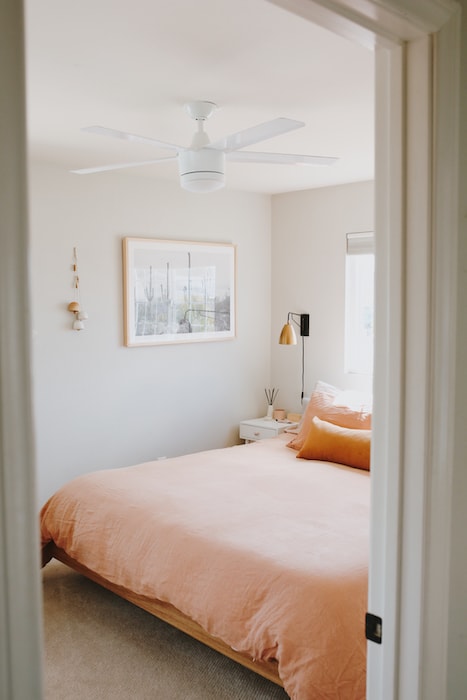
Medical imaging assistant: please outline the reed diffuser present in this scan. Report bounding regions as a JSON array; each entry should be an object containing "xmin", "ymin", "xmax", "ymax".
[{"xmin": 264, "ymin": 388, "xmax": 279, "ymax": 419}]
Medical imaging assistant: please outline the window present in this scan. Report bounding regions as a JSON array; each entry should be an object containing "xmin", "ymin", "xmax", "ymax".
[{"xmin": 345, "ymin": 232, "xmax": 374, "ymax": 375}]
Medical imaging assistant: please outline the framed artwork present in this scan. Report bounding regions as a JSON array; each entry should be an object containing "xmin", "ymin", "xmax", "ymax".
[{"xmin": 123, "ymin": 237, "xmax": 236, "ymax": 347}]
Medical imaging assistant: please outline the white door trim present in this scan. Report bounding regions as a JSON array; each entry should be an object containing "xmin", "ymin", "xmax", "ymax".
[
  {"xmin": 0, "ymin": 1, "xmax": 461, "ymax": 699},
  {"xmin": 419, "ymin": 10, "xmax": 461, "ymax": 697},
  {"xmin": 369, "ymin": 40, "xmax": 406, "ymax": 699},
  {"xmin": 0, "ymin": 1, "xmax": 44, "ymax": 698}
]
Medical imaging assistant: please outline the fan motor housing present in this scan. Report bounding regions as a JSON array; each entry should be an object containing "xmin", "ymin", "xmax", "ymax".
[{"xmin": 179, "ymin": 149, "xmax": 225, "ymax": 192}]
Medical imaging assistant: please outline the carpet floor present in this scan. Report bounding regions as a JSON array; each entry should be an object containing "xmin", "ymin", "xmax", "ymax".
[{"xmin": 42, "ymin": 560, "xmax": 290, "ymax": 699}]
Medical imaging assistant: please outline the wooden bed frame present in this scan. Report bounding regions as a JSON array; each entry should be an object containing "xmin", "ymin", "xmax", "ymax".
[{"xmin": 47, "ymin": 543, "xmax": 283, "ymax": 688}]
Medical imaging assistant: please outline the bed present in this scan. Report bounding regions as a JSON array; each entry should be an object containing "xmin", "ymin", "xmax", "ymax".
[{"xmin": 40, "ymin": 382, "xmax": 372, "ymax": 700}]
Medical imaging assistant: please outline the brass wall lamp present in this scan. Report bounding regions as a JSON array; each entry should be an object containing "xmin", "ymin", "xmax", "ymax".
[
  {"xmin": 279, "ymin": 312, "xmax": 310, "ymax": 400},
  {"xmin": 279, "ymin": 312, "xmax": 309, "ymax": 345}
]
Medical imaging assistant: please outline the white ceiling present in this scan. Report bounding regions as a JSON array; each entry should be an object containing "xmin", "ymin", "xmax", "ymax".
[{"xmin": 24, "ymin": 0, "xmax": 374, "ymax": 195}]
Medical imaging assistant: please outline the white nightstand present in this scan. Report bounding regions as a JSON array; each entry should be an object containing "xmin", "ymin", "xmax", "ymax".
[{"xmin": 239, "ymin": 417, "xmax": 298, "ymax": 443}]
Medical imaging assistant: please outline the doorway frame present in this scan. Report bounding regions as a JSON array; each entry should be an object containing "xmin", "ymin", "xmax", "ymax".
[{"xmin": 0, "ymin": 1, "xmax": 462, "ymax": 698}]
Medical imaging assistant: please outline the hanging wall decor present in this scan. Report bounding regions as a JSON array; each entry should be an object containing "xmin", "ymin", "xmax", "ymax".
[
  {"xmin": 67, "ymin": 247, "xmax": 88, "ymax": 330},
  {"xmin": 123, "ymin": 237, "xmax": 236, "ymax": 347}
]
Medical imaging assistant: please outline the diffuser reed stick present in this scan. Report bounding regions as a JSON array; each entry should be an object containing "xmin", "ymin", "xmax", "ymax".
[{"xmin": 265, "ymin": 388, "xmax": 279, "ymax": 406}]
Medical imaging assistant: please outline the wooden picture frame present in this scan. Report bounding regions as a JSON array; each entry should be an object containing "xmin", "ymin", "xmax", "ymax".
[{"xmin": 123, "ymin": 237, "xmax": 236, "ymax": 347}]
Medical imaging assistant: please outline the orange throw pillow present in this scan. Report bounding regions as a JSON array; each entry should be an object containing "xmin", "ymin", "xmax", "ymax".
[
  {"xmin": 287, "ymin": 380, "xmax": 371, "ymax": 451},
  {"xmin": 297, "ymin": 416, "xmax": 371, "ymax": 471}
]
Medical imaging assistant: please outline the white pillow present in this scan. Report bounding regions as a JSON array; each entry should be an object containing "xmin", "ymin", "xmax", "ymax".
[{"xmin": 332, "ymin": 390, "xmax": 372, "ymax": 413}]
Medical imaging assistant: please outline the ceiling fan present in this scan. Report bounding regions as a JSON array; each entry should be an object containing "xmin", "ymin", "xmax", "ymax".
[{"xmin": 72, "ymin": 101, "xmax": 338, "ymax": 193}]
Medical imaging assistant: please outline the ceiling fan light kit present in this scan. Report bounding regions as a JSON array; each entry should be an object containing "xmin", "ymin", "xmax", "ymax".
[
  {"xmin": 179, "ymin": 147, "xmax": 225, "ymax": 192},
  {"xmin": 73, "ymin": 100, "xmax": 338, "ymax": 192}
]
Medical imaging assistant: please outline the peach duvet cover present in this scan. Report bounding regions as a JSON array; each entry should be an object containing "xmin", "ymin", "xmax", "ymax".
[{"xmin": 40, "ymin": 435, "xmax": 369, "ymax": 700}]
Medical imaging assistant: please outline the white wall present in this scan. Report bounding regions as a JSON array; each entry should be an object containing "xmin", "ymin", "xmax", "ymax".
[
  {"xmin": 30, "ymin": 167, "xmax": 374, "ymax": 505},
  {"xmin": 271, "ymin": 181, "xmax": 374, "ymax": 414},
  {"xmin": 29, "ymin": 162, "xmax": 272, "ymax": 505}
]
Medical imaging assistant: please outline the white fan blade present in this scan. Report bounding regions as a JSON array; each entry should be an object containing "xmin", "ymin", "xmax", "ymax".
[
  {"xmin": 227, "ymin": 151, "xmax": 338, "ymax": 166},
  {"xmin": 71, "ymin": 156, "xmax": 177, "ymax": 175},
  {"xmin": 208, "ymin": 117, "xmax": 304, "ymax": 152},
  {"xmin": 82, "ymin": 125, "xmax": 183, "ymax": 152}
]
